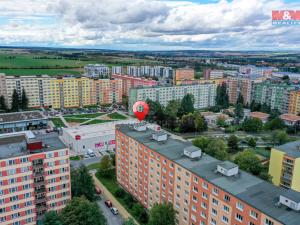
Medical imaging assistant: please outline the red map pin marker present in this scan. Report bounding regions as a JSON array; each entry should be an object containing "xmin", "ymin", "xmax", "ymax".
[{"xmin": 133, "ymin": 101, "xmax": 149, "ymax": 121}]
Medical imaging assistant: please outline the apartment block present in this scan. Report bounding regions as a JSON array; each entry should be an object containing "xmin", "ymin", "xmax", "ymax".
[
  {"xmin": 112, "ymin": 66, "xmax": 123, "ymax": 75},
  {"xmin": 128, "ymin": 84, "xmax": 217, "ymax": 115},
  {"xmin": 288, "ymin": 90, "xmax": 300, "ymax": 115},
  {"xmin": 111, "ymin": 74, "xmax": 158, "ymax": 96},
  {"xmin": 0, "ymin": 132, "xmax": 71, "ymax": 224},
  {"xmin": 252, "ymin": 81, "xmax": 297, "ymax": 113},
  {"xmin": 84, "ymin": 64, "xmax": 110, "ymax": 78},
  {"xmin": 269, "ymin": 141, "xmax": 300, "ymax": 192},
  {"xmin": 116, "ymin": 123, "xmax": 300, "ymax": 225},
  {"xmin": 227, "ymin": 75, "xmax": 260, "ymax": 105},
  {"xmin": 174, "ymin": 68, "xmax": 195, "ymax": 85},
  {"xmin": 203, "ymin": 70, "xmax": 224, "ymax": 80},
  {"xmin": 0, "ymin": 74, "xmax": 122, "ymax": 109}
]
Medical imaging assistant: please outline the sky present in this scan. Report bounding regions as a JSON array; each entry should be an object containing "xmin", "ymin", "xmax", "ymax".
[{"xmin": 0, "ymin": 0, "xmax": 299, "ymax": 51}]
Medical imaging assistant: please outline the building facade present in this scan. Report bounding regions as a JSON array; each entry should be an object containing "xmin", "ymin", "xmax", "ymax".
[
  {"xmin": 252, "ymin": 81, "xmax": 296, "ymax": 113},
  {"xmin": 288, "ymin": 90, "xmax": 300, "ymax": 115},
  {"xmin": 111, "ymin": 74, "xmax": 158, "ymax": 96},
  {"xmin": 116, "ymin": 124, "xmax": 300, "ymax": 225},
  {"xmin": 269, "ymin": 141, "xmax": 300, "ymax": 192},
  {"xmin": 128, "ymin": 84, "xmax": 217, "ymax": 115},
  {"xmin": 174, "ymin": 68, "xmax": 195, "ymax": 85},
  {"xmin": 0, "ymin": 132, "xmax": 71, "ymax": 224},
  {"xmin": 204, "ymin": 70, "xmax": 224, "ymax": 80},
  {"xmin": 84, "ymin": 64, "xmax": 110, "ymax": 78},
  {"xmin": 0, "ymin": 74, "xmax": 122, "ymax": 109}
]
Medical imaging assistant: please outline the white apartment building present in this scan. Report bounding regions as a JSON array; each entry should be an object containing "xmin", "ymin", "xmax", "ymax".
[
  {"xmin": 111, "ymin": 66, "xmax": 123, "ymax": 74},
  {"xmin": 84, "ymin": 64, "xmax": 110, "ymax": 78},
  {"xmin": 128, "ymin": 83, "xmax": 217, "ymax": 115}
]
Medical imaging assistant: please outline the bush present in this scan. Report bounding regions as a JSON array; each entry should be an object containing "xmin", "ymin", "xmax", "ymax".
[
  {"xmin": 124, "ymin": 194, "xmax": 135, "ymax": 209},
  {"xmin": 115, "ymin": 188, "xmax": 126, "ymax": 198}
]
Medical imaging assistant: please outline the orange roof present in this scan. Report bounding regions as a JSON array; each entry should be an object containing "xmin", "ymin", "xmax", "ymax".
[
  {"xmin": 280, "ymin": 113, "xmax": 300, "ymax": 122},
  {"xmin": 249, "ymin": 111, "xmax": 270, "ymax": 120}
]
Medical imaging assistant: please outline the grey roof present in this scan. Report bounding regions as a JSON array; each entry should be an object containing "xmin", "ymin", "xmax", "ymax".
[
  {"xmin": 0, "ymin": 133, "xmax": 66, "ymax": 159},
  {"xmin": 184, "ymin": 146, "xmax": 200, "ymax": 153},
  {"xmin": 117, "ymin": 124, "xmax": 300, "ymax": 225},
  {"xmin": 218, "ymin": 160, "xmax": 238, "ymax": 170},
  {"xmin": 0, "ymin": 111, "xmax": 46, "ymax": 124},
  {"xmin": 282, "ymin": 189, "xmax": 300, "ymax": 203},
  {"xmin": 276, "ymin": 141, "xmax": 300, "ymax": 158}
]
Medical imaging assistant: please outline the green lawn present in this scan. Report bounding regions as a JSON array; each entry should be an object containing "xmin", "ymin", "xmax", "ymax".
[
  {"xmin": 0, "ymin": 68, "xmax": 82, "ymax": 76},
  {"xmin": 64, "ymin": 118, "xmax": 89, "ymax": 123},
  {"xmin": 50, "ymin": 118, "xmax": 66, "ymax": 128},
  {"xmin": 107, "ymin": 112, "xmax": 127, "ymax": 120},
  {"xmin": 70, "ymin": 155, "xmax": 83, "ymax": 161},
  {"xmin": 87, "ymin": 162, "xmax": 102, "ymax": 171},
  {"xmin": 83, "ymin": 119, "xmax": 115, "ymax": 125},
  {"xmin": 64, "ymin": 113, "xmax": 104, "ymax": 119}
]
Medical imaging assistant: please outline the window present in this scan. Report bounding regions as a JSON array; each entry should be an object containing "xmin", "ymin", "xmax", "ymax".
[
  {"xmin": 193, "ymin": 186, "xmax": 198, "ymax": 193},
  {"xmin": 193, "ymin": 177, "xmax": 198, "ymax": 183},
  {"xmin": 224, "ymin": 195, "xmax": 231, "ymax": 202},
  {"xmin": 212, "ymin": 188, "xmax": 219, "ymax": 196},
  {"xmin": 250, "ymin": 210, "xmax": 258, "ymax": 219},
  {"xmin": 210, "ymin": 218, "xmax": 216, "ymax": 225},
  {"xmin": 236, "ymin": 213, "xmax": 243, "ymax": 222},
  {"xmin": 201, "ymin": 211, "xmax": 206, "ymax": 219},
  {"xmin": 202, "ymin": 182, "xmax": 208, "ymax": 189},
  {"xmin": 202, "ymin": 192, "xmax": 208, "ymax": 200},
  {"xmin": 236, "ymin": 202, "xmax": 244, "ymax": 211},
  {"xmin": 222, "ymin": 216, "xmax": 229, "ymax": 224},
  {"xmin": 265, "ymin": 219, "xmax": 274, "ymax": 225},
  {"xmin": 201, "ymin": 202, "xmax": 207, "ymax": 209},
  {"xmin": 211, "ymin": 208, "xmax": 217, "ymax": 216},
  {"xmin": 223, "ymin": 205, "xmax": 230, "ymax": 212},
  {"xmin": 212, "ymin": 198, "xmax": 218, "ymax": 206}
]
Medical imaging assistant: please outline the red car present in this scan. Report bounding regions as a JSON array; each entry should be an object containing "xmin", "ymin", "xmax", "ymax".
[
  {"xmin": 96, "ymin": 187, "xmax": 102, "ymax": 195},
  {"xmin": 105, "ymin": 200, "xmax": 112, "ymax": 208}
]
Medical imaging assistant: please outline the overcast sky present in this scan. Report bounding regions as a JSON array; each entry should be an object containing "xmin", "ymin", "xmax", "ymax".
[{"xmin": 0, "ymin": 0, "xmax": 299, "ymax": 51}]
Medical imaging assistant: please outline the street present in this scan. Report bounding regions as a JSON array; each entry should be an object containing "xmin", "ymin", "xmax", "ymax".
[{"xmin": 97, "ymin": 199, "xmax": 123, "ymax": 225}]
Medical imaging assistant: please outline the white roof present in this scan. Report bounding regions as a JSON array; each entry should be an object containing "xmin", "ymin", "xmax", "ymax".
[{"xmin": 63, "ymin": 119, "xmax": 137, "ymax": 139}]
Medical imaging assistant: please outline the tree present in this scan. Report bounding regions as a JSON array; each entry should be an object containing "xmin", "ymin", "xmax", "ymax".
[
  {"xmin": 11, "ymin": 89, "xmax": 20, "ymax": 112},
  {"xmin": 235, "ymin": 93, "xmax": 244, "ymax": 119},
  {"xmin": 248, "ymin": 138, "xmax": 256, "ymax": 148},
  {"xmin": 164, "ymin": 100, "xmax": 180, "ymax": 129},
  {"xmin": 123, "ymin": 218, "xmax": 136, "ymax": 225},
  {"xmin": 194, "ymin": 112, "xmax": 207, "ymax": 132},
  {"xmin": 242, "ymin": 118, "xmax": 263, "ymax": 132},
  {"xmin": 217, "ymin": 117, "xmax": 227, "ymax": 127},
  {"xmin": 60, "ymin": 197, "xmax": 107, "ymax": 225},
  {"xmin": 207, "ymin": 139, "xmax": 229, "ymax": 160},
  {"xmin": 146, "ymin": 99, "xmax": 165, "ymax": 125},
  {"xmin": 272, "ymin": 130, "xmax": 289, "ymax": 145},
  {"xmin": 215, "ymin": 83, "xmax": 229, "ymax": 109},
  {"xmin": 179, "ymin": 113, "xmax": 195, "ymax": 132},
  {"xmin": 250, "ymin": 100, "xmax": 261, "ymax": 112},
  {"xmin": 71, "ymin": 165, "xmax": 97, "ymax": 201},
  {"xmin": 192, "ymin": 136, "xmax": 210, "ymax": 150},
  {"xmin": 0, "ymin": 95, "xmax": 7, "ymax": 112},
  {"xmin": 43, "ymin": 211, "xmax": 62, "ymax": 225},
  {"xmin": 236, "ymin": 93, "xmax": 244, "ymax": 105},
  {"xmin": 234, "ymin": 150, "xmax": 263, "ymax": 175},
  {"xmin": 264, "ymin": 118, "xmax": 285, "ymax": 130},
  {"xmin": 98, "ymin": 155, "xmax": 113, "ymax": 178},
  {"xmin": 20, "ymin": 89, "xmax": 29, "ymax": 110},
  {"xmin": 178, "ymin": 94, "xmax": 194, "ymax": 117},
  {"xmin": 148, "ymin": 203, "xmax": 176, "ymax": 225},
  {"xmin": 227, "ymin": 135, "xmax": 239, "ymax": 153}
]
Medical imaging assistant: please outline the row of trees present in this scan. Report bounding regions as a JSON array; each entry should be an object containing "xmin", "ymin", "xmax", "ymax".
[
  {"xmin": 0, "ymin": 89, "xmax": 28, "ymax": 112},
  {"xmin": 146, "ymin": 94, "xmax": 207, "ymax": 133}
]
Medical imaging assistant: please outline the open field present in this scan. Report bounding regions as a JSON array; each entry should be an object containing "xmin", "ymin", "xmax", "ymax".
[
  {"xmin": 0, "ymin": 68, "xmax": 83, "ymax": 76},
  {"xmin": 107, "ymin": 112, "xmax": 127, "ymax": 120},
  {"xmin": 64, "ymin": 113, "xmax": 104, "ymax": 119}
]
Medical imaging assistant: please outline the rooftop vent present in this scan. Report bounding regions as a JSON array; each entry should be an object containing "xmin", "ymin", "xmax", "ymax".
[
  {"xmin": 133, "ymin": 122, "xmax": 147, "ymax": 131},
  {"xmin": 217, "ymin": 161, "xmax": 239, "ymax": 177},
  {"xmin": 183, "ymin": 146, "xmax": 202, "ymax": 159},
  {"xmin": 152, "ymin": 131, "xmax": 167, "ymax": 142},
  {"xmin": 279, "ymin": 190, "xmax": 300, "ymax": 211}
]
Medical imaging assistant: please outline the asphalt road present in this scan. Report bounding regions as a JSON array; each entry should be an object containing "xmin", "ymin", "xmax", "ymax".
[
  {"xmin": 70, "ymin": 156, "xmax": 102, "ymax": 168},
  {"xmin": 97, "ymin": 199, "xmax": 123, "ymax": 225}
]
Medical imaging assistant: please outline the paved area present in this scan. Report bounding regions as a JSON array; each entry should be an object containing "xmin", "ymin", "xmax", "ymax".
[
  {"xmin": 92, "ymin": 174, "xmax": 139, "ymax": 225},
  {"xmin": 70, "ymin": 156, "xmax": 102, "ymax": 168},
  {"xmin": 97, "ymin": 199, "xmax": 123, "ymax": 225}
]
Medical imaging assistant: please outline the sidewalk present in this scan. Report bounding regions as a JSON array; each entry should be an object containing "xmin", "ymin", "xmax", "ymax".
[{"xmin": 92, "ymin": 174, "xmax": 139, "ymax": 225}]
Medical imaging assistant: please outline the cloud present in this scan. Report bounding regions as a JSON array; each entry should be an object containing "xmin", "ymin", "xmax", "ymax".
[{"xmin": 0, "ymin": 0, "xmax": 299, "ymax": 50}]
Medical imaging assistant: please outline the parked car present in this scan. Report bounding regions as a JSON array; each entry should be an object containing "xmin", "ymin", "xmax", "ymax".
[
  {"xmin": 96, "ymin": 187, "xmax": 102, "ymax": 195},
  {"xmin": 111, "ymin": 207, "xmax": 118, "ymax": 215},
  {"xmin": 87, "ymin": 149, "xmax": 96, "ymax": 157},
  {"xmin": 84, "ymin": 153, "xmax": 90, "ymax": 159},
  {"xmin": 105, "ymin": 200, "xmax": 112, "ymax": 208}
]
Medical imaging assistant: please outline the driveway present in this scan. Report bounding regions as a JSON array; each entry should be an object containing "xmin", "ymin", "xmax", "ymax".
[{"xmin": 98, "ymin": 199, "xmax": 123, "ymax": 225}]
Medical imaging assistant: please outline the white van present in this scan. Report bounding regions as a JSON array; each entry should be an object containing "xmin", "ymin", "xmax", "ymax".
[
  {"xmin": 111, "ymin": 207, "xmax": 118, "ymax": 215},
  {"xmin": 87, "ymin": 149, "xmax": 96, "ymax": 157}
]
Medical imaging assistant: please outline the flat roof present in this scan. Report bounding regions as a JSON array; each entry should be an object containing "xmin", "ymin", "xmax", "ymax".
[
  {"xmin": 250, "ymin": 111, "xmax": 270, "ymax": 119},
  {"xmin": 275, "ymin": 141, "xmax": 300, "ymax": 158},
  {"xmin": 63, "ymin": 119, "xmax": 137, "ymax": 139},
  {"xmin": 0, "ymin": 111, "xmax": 46, "ymax": 124},
  {"xmin": 280, "ymin": 114, "xmax": 300, "ymax": 122},
  {"xmin": 117, "ymin": 124, "xmax": 300, "ymax": 225},
  {"xmin": 218, "ymin": 161, "xmax": 238, "ymax": 170},
  {"xmin": 0, "ymin": 132, "xmax": 66, "ymax": 160}
]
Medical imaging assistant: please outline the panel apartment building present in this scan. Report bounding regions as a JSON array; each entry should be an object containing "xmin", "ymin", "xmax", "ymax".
[
  {"xmin": 128, "ymin": 83, "xmax": 217, "ymax": 115},
  {"xmin": 116, "ymin": 123, "xmax": 300, "ymax": 225},
  {"xmin": 0, "ymin": 132, "xmax": 71, "ymax": 224},
  {"xmin": 0, "ymin": 74, "xmax": 122, "ymax": 109}
]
